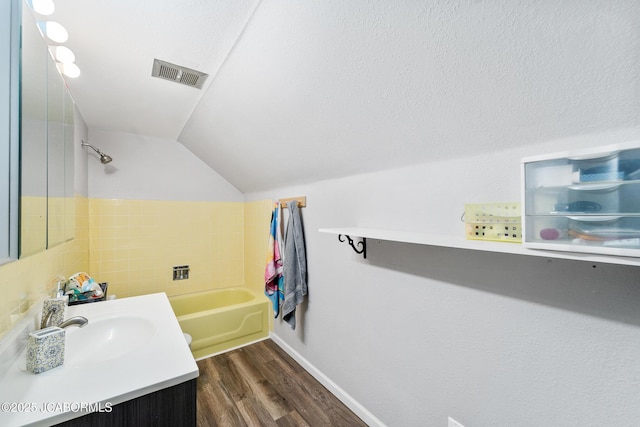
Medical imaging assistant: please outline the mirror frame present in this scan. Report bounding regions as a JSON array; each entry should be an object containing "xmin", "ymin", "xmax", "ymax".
[{"xmin": 0, "ymin": 0, "xmax": 20, "ymax": 265}]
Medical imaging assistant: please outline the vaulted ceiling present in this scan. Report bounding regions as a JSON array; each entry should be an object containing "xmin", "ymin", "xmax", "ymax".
[{"xmin": 53, "ymin": 1, "xmax": 640, "ymax": 192}]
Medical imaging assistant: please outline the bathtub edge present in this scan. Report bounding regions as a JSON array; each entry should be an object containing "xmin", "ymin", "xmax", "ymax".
[{"xmin": 194, "ymin": 336, "xmax": 270, "ymax": 361}]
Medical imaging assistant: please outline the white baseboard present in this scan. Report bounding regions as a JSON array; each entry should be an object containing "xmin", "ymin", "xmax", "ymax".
[{"xmin": 270, "ymin": 332, "xmax": 385, "ymax": 427}]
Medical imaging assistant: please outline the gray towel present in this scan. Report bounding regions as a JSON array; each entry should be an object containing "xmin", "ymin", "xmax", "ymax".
[{"xmin": 282, "ymin": 200, "xmax": 307, "ymax": 329}]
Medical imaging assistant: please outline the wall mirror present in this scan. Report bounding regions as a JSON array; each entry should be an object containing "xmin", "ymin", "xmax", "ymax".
[
  {"xmin": 20, "ymin": 3, "xmax": 47, "ymax": 256},
  {"xmin": 19, "ymin": 0, "xmax": 75, "ymax": 257}
]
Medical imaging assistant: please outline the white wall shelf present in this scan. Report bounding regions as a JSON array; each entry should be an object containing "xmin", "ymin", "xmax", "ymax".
[{"xmin": 319, "ymin": 227, "xmax": 640, "ymax": 267}]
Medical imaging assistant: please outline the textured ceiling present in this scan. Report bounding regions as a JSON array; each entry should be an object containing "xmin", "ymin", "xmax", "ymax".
[
  {"xmin": 53, "ymin": 1, "xmax": 640, "ymax": 193},
  {"xmin": 53, "ymin": 0, "xmax": 260, "ymax": 139}
]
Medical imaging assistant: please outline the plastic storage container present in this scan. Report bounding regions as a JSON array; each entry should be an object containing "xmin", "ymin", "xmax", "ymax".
[{"xmin": 522, "ymin": 142, "xmax": 640, "ymax": 257}]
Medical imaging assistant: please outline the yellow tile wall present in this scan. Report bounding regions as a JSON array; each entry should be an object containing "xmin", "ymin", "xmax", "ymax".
[
  {"xmin": 88, "ymin": 199, "xmax": 246, "ymax": 299},
  {"xmin": 20, "ymin": 196, "xmax": 47, "ymax": 257},
  {"xmin": 244, "ymin": 200, "xmax": 276, "ymax": 294},
  {"xmin": 0, "ymin": 195, "xmax": 274, "ymax": 338},
  {"xmin": 0, "ymin": 195, "xmax": 89, "ymax": 337},
  {"xmin": 244, "ymin": 200, "xmax": 276, "ymax": 330},
  {"xmin": 47, "ymin": 196, "xmax": 66, "ymax": 247}
]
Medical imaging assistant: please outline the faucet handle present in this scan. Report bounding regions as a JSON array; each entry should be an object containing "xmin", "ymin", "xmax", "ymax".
[
  {"xmin": 41, "ymin": 299, "xmax": 67, "ymax": 329},
  {"xmin": 40, "ymin": 305, "xmax": 58, "ymax": 329}
]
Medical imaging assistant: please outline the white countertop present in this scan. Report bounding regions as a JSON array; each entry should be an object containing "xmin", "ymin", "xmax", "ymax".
[{"xmin": 0, "ymin": 293, "xmax": 199, "ymax": 427}]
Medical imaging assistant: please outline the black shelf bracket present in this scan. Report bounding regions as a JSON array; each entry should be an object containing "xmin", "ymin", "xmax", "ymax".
[{"xmin": 338, "ymin": 234, "xmax": 366, "ymax": 259}]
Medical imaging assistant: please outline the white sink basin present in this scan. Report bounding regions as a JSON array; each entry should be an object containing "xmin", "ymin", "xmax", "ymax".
[
  {"xmin": 65, "ymin": 314, "xmax": 157, "ymax": 366},
  {"xmin": 0, "ymin": 293, "xmax": 198, "ymax": 427}
]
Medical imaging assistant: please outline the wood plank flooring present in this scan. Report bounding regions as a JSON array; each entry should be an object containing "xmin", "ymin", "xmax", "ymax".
[{"xmin": 196, "ymin": 339, "xmax": 368, "ymax": 427}]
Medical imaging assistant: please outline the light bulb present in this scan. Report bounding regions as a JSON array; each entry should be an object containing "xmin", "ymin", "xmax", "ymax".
[
  {"xmin": 38, "ymin": 21, "xmax": 68, "ymax": 43},
  {"xmin": 30, "ymin": 0, "xmax": 54, "ymax": 15},
  {"xmin": 57, "ymin": 62, "xmax": 80, "ymax": 78},
  {"xmin": 50, "ymin": 46, "xmax": 75, "ymax": 63}
]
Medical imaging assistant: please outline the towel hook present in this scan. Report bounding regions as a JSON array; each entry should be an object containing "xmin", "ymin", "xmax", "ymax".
[{"xmin": 338, "ymin": 234, "xmax": 366, "ymax": 259}]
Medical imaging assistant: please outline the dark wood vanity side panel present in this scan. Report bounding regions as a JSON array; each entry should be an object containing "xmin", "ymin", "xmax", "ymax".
[{"xmin": 54, "ymin": 378, "xmax": 197, "ymax": 427}]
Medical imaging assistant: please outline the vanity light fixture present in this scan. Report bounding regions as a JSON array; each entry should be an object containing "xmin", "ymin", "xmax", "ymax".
[
  {"xmin": 37, "ymin": 21, "xmax": 68, "ymax": 43},
  {"xmin": 29, "ymin": 0, "xmax": 55, "ymax": 16},
  {"xmin": 50, "ymin": 45, "xmax": 75, "ymax": 64}
]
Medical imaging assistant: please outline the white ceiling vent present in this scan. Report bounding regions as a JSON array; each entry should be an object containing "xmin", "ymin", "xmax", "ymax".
[{"xmin": 151, "ymin": 59, "xmax": 208, "ymax": 89}]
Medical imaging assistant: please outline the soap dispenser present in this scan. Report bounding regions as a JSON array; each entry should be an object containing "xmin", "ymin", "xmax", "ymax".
[
  {"xmin": 41, "ymin": 279, "xmax": 68, "ymax": 328},
  {"xmin": 54, "ymin": 279, "xmax": 66, "ymax": 298}
]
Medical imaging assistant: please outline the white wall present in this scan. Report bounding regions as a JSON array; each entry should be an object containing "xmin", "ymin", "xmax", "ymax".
[
  {"xmin": 247, "ymin": 128, "xmax": 640, "ymax": 427},
  {"xmin": 86, "ymin": 129, "xmax": 243, "ymax": 201}
]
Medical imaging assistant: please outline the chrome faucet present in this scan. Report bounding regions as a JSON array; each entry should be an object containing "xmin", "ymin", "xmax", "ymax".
[{"xmin": 59, "ymin": 316, "xmax": 89, "ymax": 329}]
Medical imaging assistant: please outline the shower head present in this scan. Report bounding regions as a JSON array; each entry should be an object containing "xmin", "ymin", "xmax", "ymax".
[
  {"xmin": 81, "ymin": 141, "xmax": 112, "ymax": 164},
  {"xmin": 99, "ymin": 153, "xmax": 113, "ymax": 164}
]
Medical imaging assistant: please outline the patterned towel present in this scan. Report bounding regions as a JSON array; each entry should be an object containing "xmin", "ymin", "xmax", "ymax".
[{"xmin": 264, "ymin": 203, "xmax": 284, "ymax": 317}]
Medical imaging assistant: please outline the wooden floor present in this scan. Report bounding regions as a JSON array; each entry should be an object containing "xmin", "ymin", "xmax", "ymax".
[{"xmin": 196, "ymin": 339, "xmax": 368, "ymax": 427}]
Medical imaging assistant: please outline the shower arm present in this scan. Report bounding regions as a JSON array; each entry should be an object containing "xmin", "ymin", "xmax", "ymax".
[
  {"xmin": 81, "ymin": 141, "xmax": 113, "ymax": 164},
  {"xmin": 81, "ymin": 141, "xmax": 105, "ymax": 156}
]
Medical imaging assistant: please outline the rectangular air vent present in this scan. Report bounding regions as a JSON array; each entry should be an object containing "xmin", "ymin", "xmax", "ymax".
[{"xmin": 151, "ymin": 59, "xmax": 208, "ymax": 89}]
